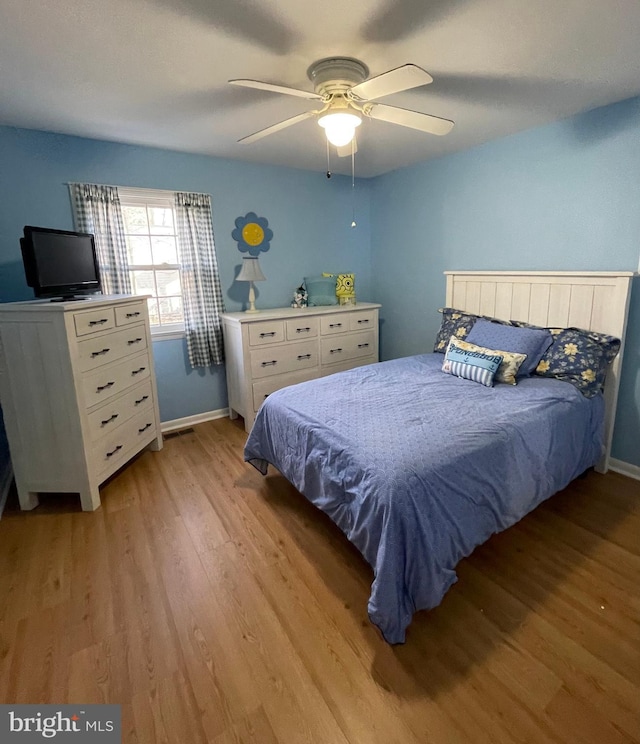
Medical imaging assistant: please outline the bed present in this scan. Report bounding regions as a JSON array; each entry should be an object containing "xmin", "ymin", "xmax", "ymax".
[{"xmin": 244, "ymin": 271, "xmax": 633, "ymax": 643}]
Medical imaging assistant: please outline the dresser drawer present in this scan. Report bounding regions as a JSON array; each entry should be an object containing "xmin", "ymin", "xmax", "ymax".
[
  {"xmin": 73, "ymin": 307, "xmax": 116, "ymax": 337},
  {"xmin": 94, "ymin": 408, "xmax": 158, "ymax": 478},
  {"xmin": 252, "ymin": 369, "xmax": 318, "ymax": 412},
  {"xmin": 320, "ymin": 314, "xmax": 350, "ymax": 335},
  {"xmin": 250, "ymin": 340, "xmax": 318, "ymax": 380},
  {"xmin": 321, "ymin": 331, "xmax": 376, "ymax": 366},
  {"xmin": 248, "ymin": 321, "xmax": 285, "ymax": 346},
  {"xmin": 115, "ymin": 301, "xmax": 147, "ymax": 326},
  {"xmin": 349, "ymin": 310, "xmax": 377, "ymax": 332},
  {"xmin": 86, "ymin": 379, "xmax": 154, "ymax": 442},
  {"xmin": 82, "ymin": 351, "xmax": 151, "ymax": 408},
  {"xmin": 221, "ymin": 304, "xmax": 379, "ymax": 434},
  {"xmin": 285, "ymin": 316, "xmax": 319, "ymax": 340},
  {"xmin": 77, "ymin": 324, "xmax": 148, "ymax": 373}
]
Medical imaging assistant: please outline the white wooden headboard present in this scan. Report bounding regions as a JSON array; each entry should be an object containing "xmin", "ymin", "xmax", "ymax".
[{"xmin": 445, "ymin": 271, "xmax": 634, "ymax": 473}]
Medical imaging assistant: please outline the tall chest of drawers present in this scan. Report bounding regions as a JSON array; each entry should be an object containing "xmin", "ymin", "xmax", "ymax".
[
  {"xmin": 222, "ymin": 302, "xmax": 381, "ymax": 433},
  {"xmin": 0, "ymin": 295, "xmax": 163, "ymax": 511}
]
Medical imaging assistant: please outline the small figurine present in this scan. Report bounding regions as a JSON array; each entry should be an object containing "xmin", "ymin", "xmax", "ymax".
[{"xmin": 291, "ymin": 284, "xmax": 308, "ymax": 308}]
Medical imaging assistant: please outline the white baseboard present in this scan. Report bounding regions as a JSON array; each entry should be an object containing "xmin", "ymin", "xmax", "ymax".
[
  {"xmin": 608, "ymin": 458, "xmax": 640, "ymax": 482},
  {"xmin": 161, "ymin": 408, "xmax": 229, "ymax": 434}
]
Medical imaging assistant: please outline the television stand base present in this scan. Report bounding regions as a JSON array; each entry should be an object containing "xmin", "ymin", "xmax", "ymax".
[{"xmin": 49, "ymin": 296, "xmax": 93, "ymax": 302}]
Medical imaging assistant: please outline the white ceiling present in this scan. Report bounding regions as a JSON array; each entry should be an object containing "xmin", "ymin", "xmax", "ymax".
[{"xmin": 2, "ymin": 0, "xmax": 640, "ymax": 178}]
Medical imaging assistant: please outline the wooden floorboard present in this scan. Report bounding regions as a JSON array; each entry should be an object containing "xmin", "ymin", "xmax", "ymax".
[{"xmin": 0, "ymin": 417, "xmax": 638, "ymax": 743}]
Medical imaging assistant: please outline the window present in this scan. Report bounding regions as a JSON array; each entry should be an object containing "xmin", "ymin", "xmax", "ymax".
[
  {"xmin": 71, "ymin": 183, "xmax": 224, "ymax": 366},
  {"xmin": 119, "ymin": 188, "xmax": 184, "ymax": 335}
]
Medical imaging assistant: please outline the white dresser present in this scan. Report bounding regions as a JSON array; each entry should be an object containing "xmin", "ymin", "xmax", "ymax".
[
  {"xmin": 222, "ymin": 302, "xmax": 381, "ymax": 432},
  {"xmin": 0, "ymin": 295, "xmax": 163, "ymax": 511}
]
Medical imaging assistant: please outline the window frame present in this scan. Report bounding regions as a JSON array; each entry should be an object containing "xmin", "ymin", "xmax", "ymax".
[{"xmin": 119, "ymin": 187, "xmax": 185, "ymax": 340}]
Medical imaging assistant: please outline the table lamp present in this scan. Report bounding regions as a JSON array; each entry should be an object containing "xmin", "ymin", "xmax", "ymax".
[{"xmin": 237, "ymin": 257, "xmax": 266, "ymax": 313}]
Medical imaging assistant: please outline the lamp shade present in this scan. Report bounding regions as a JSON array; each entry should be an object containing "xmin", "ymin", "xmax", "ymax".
[
  {"xmin": 237, "ymin": 257, "xmax": 266, "ymax": 282},
  {"xmin": 318, "ymin": 112, "xmax": 362, "ymax": 147}
]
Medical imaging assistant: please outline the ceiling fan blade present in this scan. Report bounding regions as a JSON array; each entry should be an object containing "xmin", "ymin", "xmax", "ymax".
[
  {"xmin": 366, "ymin": 103, "xmax": 454, "ymax": 136},
  {"xmin": 336, "ymin": 138, "xmax": 358, "ymax": 157},
  {"xmin": 229, "ymin": 79, "xmax": 323, "ymax": 100},
  {"xmin": 349, "ymin": 64, "xmax": 433, "ymax": 101},
  {"xmin": 238, "ymin": 111, "xmax": 317, "ymax": 144}
]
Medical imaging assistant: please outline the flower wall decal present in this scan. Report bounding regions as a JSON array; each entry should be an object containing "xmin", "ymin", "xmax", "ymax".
[{"xmin": 232, "ymin": 212, "xmax": 273, "ymax": 256}]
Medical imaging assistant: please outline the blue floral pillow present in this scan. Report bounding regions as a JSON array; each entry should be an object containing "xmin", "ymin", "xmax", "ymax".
[
  {"xmin": 433, "ymin": 308, "xmax": 482, "ymax": 352},
  {"xmin": 535, "ymin": 327, "xmax": 621, "ymax": 397},
  {"xmin": 433, "ymin": 308, "xmax": 512, "ymax": 353}
]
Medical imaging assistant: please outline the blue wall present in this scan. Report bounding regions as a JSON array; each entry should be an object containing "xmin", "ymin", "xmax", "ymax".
[
  {"xmin": 1, "ymin": 95, "xmax": 639, "ymax": 468},
  {"xmin": 0, "ymin": 127, "xmax": 372, "ymax": 421},
  {"xmin": 370, "ymin": 95, "xmax": 640, "ymax": 467}
]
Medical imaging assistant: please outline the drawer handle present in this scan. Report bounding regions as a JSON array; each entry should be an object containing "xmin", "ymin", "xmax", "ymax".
[
  {"xmin": 134, "ymin": 394, "xmax": 149, "ymax": 405},
  {"xmin": 259, "ymin": 331, "xmax": 277, "ymax": 338},
  {"xmin": 358, "ymin": 343, "xmax": 370, "ymax": 348},
  {"xmin": 131, "ymin": 367, "xmax": 146, "ymax": 376},
  {"xmin": 127, "ymin": 337, "xmax": 143, "ymax": 345},
  {"xmin": 330, "ymin": 348, "xmax": 343, "ymax": 354},
  {"xmin": 88, "ymin": 318, "xmax": 109, "ymax": 326},
  {"xmin": 138, "ymin": 423, "xmax": 153, "ymax": 433},
  {"xmin": 100, "ymin": 413, "xmax": 119, "ymax": 426},
  {"xmin": 357, "ymin": 319, "xmax": 370, "ymax": 324},
  {"xmin": 106, "ymin": 445, "xmax": 123, "ymax": 458},
  {"xmin": 261, "ymin": 360, "xmax": 278, "ymax": 367},
  {"xmin": 329, "ymin": 323, "xmax": 343, "ymax": 328},
  {"xmin": 96, "ymin": 381, "xmax": 115, "ymax": 392},
  {"xmin": 296, "ymin": 327, "xmax": 311, "ymax": 333},
  {"xmin": 297, "ymin": 354, "xmax": 311, "ymax": 360},
  {"xmin": 126, "ymin": 311, "xmax": 141, "ymax": 318},
  {"xmin": 90, "ymin": 348, "xmax": 111, "ymax": 357}
]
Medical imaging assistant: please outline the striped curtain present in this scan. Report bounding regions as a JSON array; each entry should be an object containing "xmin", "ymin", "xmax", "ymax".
[
  {"xmin": 69, "ymin": 184, "xmax": 131, "ymax": 295},
  {"xmin": 174, "ymin": 192, "xmax": 225, "ymax": 367}
]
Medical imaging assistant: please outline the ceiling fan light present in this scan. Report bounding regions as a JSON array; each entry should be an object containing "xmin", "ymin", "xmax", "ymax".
[{"xmin": 318, "ymin": 112, "xmax": 362, "ymax": 147}]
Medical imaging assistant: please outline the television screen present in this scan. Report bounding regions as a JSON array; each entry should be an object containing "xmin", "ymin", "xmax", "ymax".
[{"xmin": 21, "ymin": 226, "xmax": 102, "ymax": 299}]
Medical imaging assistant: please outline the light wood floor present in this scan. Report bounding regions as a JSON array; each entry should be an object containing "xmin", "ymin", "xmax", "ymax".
[{"xmin": 0, "ymin": 417, "xmax": 639, "ymax": 743}]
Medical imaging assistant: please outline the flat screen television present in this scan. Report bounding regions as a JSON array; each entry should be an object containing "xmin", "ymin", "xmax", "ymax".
[{"xmin": 20, "ymin": 226, "xmax": 103, "ymax": 300}]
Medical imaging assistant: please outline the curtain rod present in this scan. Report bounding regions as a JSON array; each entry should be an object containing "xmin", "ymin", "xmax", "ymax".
[{"xmin": 65, "ymin": 183, "xmax": 210, "ymax": 198}]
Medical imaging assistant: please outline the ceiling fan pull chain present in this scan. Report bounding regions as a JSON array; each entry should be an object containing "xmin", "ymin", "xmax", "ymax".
[
  {"xmin": 326, "ymin": 138, "xmax": 332, "ymax": 178},
  {"xmin": 351, "ymin": 140, "xmax": 357, "ymax": 228}
]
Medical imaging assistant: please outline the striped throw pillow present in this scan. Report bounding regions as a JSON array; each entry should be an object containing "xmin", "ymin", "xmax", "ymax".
[
  {"xmin": 442, "ymin": 336, "xmax": 503, "ymax": 387},
  {"xmin": 447, "ymin": 337, "xmax": 527, "ymax": 385}
]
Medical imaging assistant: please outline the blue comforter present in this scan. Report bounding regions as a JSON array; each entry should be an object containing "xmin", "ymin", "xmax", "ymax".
[{"xmin": 244, "ymin": 354, "xmax": 604, "ymax": 643}]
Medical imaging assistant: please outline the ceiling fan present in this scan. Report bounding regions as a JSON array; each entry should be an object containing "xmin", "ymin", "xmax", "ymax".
[{"xmin": 229, "ymin": 57, "xmax": 454, "ymax": 154}]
